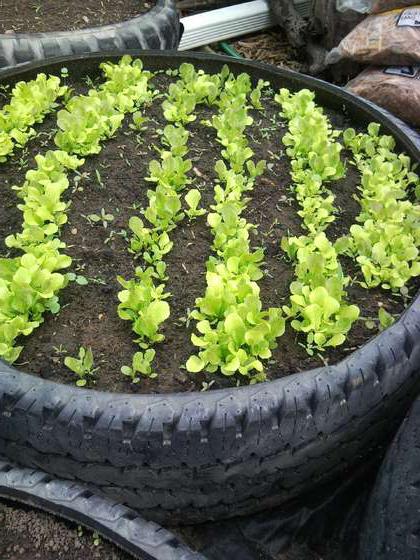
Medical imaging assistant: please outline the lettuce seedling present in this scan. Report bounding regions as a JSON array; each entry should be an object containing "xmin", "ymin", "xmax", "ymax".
[
  {"xmin": 378, "ymin": 307, "xmax": 395, "ymax": 331},
  {"xmin": 129, "ymin": 218, "xmax": 174, "ymax": 263},
  {"xmin": 64, "ymin": 346, "xmax": 97, "ymax": 387},
  {"xmin": 276, "ymin": 89, "xmax": 361, "ymax": 352},
  {"xmin": 161, "ymin": 124, "xmax": 189, "ymax": 157},
  {"xmin": 147, "ymin": 155, "xmax": 192, "ymax": 192},
  {"xmin": 55, "ymin": 91, "xmax": 124, "ymax": 155},
  {"xmin": 0, "ymin": 57, "xmax": 154, "ymax": 362},
  {"xmin": 187, "ymin": 71, "xmax": 286, "ymax": 381},
  {"xmin": 121, "ymin": 349, "xmax": 157, "ymax": 383},
  {"xmin": 185, "ymin": 189, "xmax": 206, "ymax": 220},
  {"xmin": 130, "ymin": 111, "xmax": 148, "ymax": 131},
  {"xmin": 99, "ymin": 55, "xmax": 156, "ymax": 112},
  {"xmin": 144, "ymin": 184, "xmax": 184, "ymax": 229},
  {"xmin": 86, "ymin": 208, "xmax": 115, "ymax": 228},
  {"xmin": 162, "ymin": 63, "xmax": 228, "ymax": 124},
  {"xmin": 250, "ymin": 79, "xmax": 270, "ymax": 110},
  {"xmin": 284, "ymin": 283, "xmax": 360, "ymax": 353},
  {"xmin": 117, "ymin": 269, "xmax": 170, "ymax": 347},
  {"xmin": 186, "ymin": 300, "xmax": 285, "ymax": 382},
  {"xmin": 342, "ymin": 123, "xmax": 420, "ymax": 290},
  {"xmin": 0, "ymin": 73, "xmax": 67, "ymax": 162}
]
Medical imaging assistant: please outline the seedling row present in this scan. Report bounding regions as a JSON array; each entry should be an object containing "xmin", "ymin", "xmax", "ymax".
[{"xmin": 0, "ymin": 56, "xmax": 419, "ymax": 391}]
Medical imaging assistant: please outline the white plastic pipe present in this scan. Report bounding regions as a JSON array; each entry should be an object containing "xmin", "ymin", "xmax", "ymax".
[{"xmin": 178, "ymin": 0, "xmax": 311, "ymax": 51}]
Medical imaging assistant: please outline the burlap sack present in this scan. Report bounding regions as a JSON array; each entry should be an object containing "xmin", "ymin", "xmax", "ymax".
[
  {"xmin": 347, "ymin": 65, "xmax": 420, "ymax": 126},
  {"xmin": 326, "ymin": 6, "xmax": 420, "ymax": 65}
]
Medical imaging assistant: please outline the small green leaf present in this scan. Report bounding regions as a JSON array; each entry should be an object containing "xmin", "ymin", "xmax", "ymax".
[
  {"xmin": 378, "ymin": 307, "xmax": 395, "ymax": 330},
  {"xmin": 121, "ymin": 365, "xmax": 132, "ymax": 376},
  {"xmin": 76, "ymin": 275, "xmax": 88, "ymax": 285},
  {"xmin": 186, "ymin": 355, "xmax": 205, "ymax": 373},
  {"xmin": 185, "ymin": 188, "xmax": 201, "ymax": 210},
  {"xmin": 64, "ymin": 356, "xmax": 81, "ymax": 374}
]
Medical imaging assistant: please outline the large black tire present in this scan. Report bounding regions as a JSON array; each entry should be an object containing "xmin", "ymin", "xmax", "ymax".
[
  {"xmin": 0, "ymin": 0, "xmax": 180, "ymax": 72},
  {"xmin": 0, "ymin": 456, "xmax": 203, "ymax": 560},
  {"xmin": 0, "ymin": 52, "xmax": 419, "ymax": 525},
  {"xmin": 359, "ymin": 397, "xmax": 420, "ymax": 560}
]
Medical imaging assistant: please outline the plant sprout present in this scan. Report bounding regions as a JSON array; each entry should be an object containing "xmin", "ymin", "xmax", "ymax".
[
  {"xmin": 85, "ymin": 208, "xmax": 115, "ymax": 228},
  {"xmin": 64, "ymin": 346, "xmax": 97, "ymax": 387}
]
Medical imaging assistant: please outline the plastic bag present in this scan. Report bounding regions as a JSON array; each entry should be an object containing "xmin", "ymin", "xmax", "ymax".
[
  {"xmin": 337, "ymin": 0, "xmax": 416, "ymax": 15},
  {"xmin": 347, "ymin": 65, "xmax": 420, "ymax": 126},
  {"xmin": 326, "ymin": 6, "xmax": 420, "ymax": 65},
  {"xmin": 192, "ymin": 464, "xmax": 376, "ymax": 560}
]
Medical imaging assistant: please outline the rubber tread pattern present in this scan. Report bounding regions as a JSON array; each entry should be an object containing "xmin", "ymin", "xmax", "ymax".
[
  {"xmin": 0, "ymin": 51, "xmax": 419, "ymax": 524},
  {"xmin": 359, "ymin": 397, "xmax": 420, "ymax": 560},
  {"xmin": 0, "ymin": 455, "xmax": 204, "ymax": 560},
  {"xmin": 0, "ymin": 0, "xmax": 180, "ymax": 72}
]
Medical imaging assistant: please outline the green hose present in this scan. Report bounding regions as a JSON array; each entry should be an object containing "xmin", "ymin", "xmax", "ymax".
[{"xmin": 219, "ymin": 41, "xmax": 243, "ymax": 59}]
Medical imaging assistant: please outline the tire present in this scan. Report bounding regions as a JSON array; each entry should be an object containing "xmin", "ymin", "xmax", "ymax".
[
  {"xmin": 0, "ymin": 51, "xmax": 419, "ymax": 525},
  {"xmin": 0, "ymin": 456, "xmax": 203, "ymax": 560},
  {"xmin": 0, "ymin": 0, "xmax": 180, "ymax": 72},
  {"xmin": 359, "ymin": 397, "xmax": 420, "ymax": 560}
]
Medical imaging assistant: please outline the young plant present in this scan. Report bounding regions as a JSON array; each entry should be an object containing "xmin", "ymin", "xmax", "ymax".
[
  {"xmin": 0, "ymin": 73, "xmax": 67, "ymax": 162},
  {"xmin": 339, "ymin": 123, "xmax": 420, "ymax": 290},
  {"xmin": 121, "ymin": 349, "xmax": 157, "ymax": 383},
  {"xmin": 116, "ymin": 66, "xmax": 231, "ymax": 367},
  {"xmin": 378, "ymin": 306, "xmax": 395, "ymax": 331},
  {"xmin": 66, "ymin": 272, "xmax": 89, "ymax": 285},
  {"xmin": 64, "ymin": 346, "xmax": 97, "ymax": 386},
  {"xmin": 250, "ymin": 79, "xmax": 270, "ymax": 110},
  {"xmin": 362, "ymin": 306, "xmax": 395, "ymax": 332},
  {"xmin": 186, "ymin": 73, "xmax": 285, "ymax": 382},
  {"xmin": 162, "ymin": 63, "xmax": 228, "ymax": 124},
  {"xmin": 117, "ymin": 267, "xmax": 170, "ymax": 348},
  {"xmin": 85, "ymin": 208, "xmax": 115, "ymax": 228},
  {"xmin": 130, "ymin": 111, "xmax": 148, "ymax": 131},
  {"xmin": 275, "ymin": 88, "xmax": 345, "ymax": 235},
  {"xmin": 275, "ymin": 89, "xmax": 359, "ymax": 353},
  {"xmin": 185, "ymin": 189, "xmax": 206, "ymax": 220},
  {"xmin": 0, "ymin": 56, "xmax": 155, "ymax": 363}
]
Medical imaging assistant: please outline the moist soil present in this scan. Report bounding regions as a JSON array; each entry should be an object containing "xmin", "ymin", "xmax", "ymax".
[
  {"xmin": 0, "ymin": 0, "xmax": 154, "ymax": 34},
  {"xmin": 1, "ymin": 70, "xmax": 419, "ymax": 396}
]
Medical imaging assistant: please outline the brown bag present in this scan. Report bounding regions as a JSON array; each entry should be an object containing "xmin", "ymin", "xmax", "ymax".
[
  {"xmin": 371, "ymin": 0, "xmax": 417, "ymax": 13},
  {"xmin": 337, "ymin": 0, "xmax": 417, "ymax": 16},
  {"xmin": 347, "ymin": 65, "xmax": 420, "ymax": 126},
  {"xmin": 326, "ymin": 6, "xmax": 420, "ymax": 65}
]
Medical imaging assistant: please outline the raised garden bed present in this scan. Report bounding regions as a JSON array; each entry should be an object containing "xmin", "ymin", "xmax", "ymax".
[
  {"xmin": 0, "ymin": 52, "xmax": 419, "ymax": 526},
  {"xmin": 0, "ymin": 0, "xmax": 155, "ymax": 34},
  {"xmin": 0, "ymin": 0, "xmax": 179, "ymax": 73},
  {"xmin": 0, "ymin": 56, "xmax": 418, "ymax": 393}
]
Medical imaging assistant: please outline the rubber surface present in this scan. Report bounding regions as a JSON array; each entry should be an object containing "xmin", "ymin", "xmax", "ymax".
[
  {"xmin": 0, "ymin": 52, "xmax": 419, "ymax": 524},
  {"xmin": 0, "ymin": 0, "xmax": 180, "ymax": 72},
  {"xmin": 359, "ymin": 397, "xmax": 420, "ymax": 560},
  {"xmin": 0, "ymin": 456, "xmax": 204, "ymax": 560}
]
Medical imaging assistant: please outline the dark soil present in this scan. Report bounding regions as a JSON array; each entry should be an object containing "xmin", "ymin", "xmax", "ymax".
[
  {"xmin": 1, "ymin": 69, "xmax": 419, "ymax": 396},
  {"xmin": 0, "ymin": 499, "xmax": 132, "ymax": 560},
  {"xmin": 0, "ymin": 0, "xmax": 154, "ymax": 34}
]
